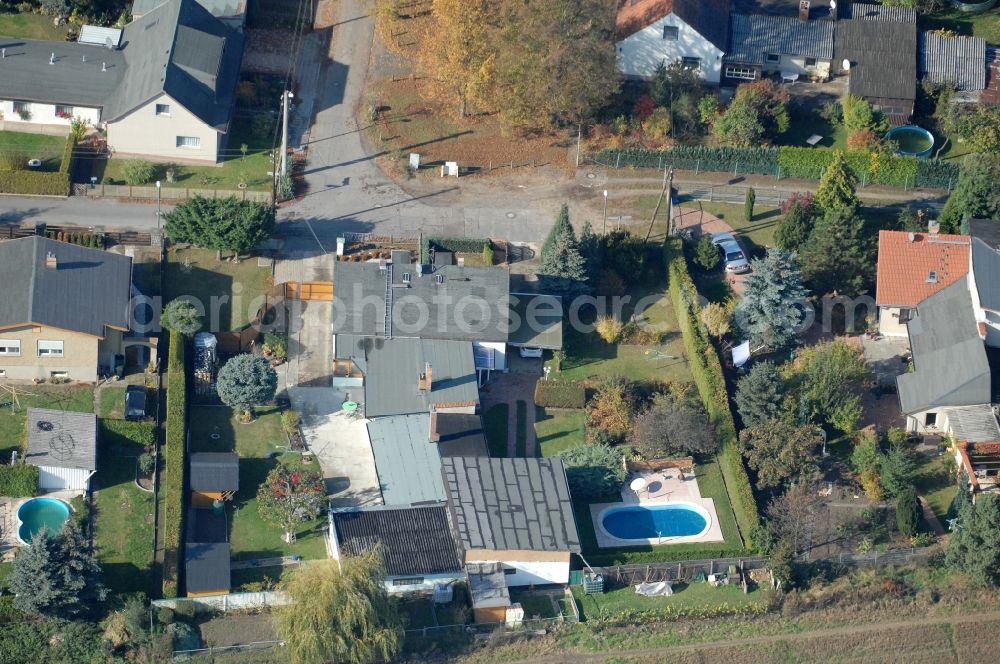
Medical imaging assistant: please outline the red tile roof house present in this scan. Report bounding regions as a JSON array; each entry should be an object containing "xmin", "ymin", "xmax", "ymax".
[
  {"xmin": 614, "ymin": 0, "xmax": 730, "ymax": 83},
  {"xmin": 875, "ymin": 229, "xmax": 971, "ymax": 337}
]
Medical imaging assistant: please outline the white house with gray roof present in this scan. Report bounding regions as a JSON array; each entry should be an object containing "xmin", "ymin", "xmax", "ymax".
[
  {"xmin": 723, "ymin": 12, "xmax": 835, "ymax": 84},
  {"xmin": 0, "ymin": 0, "xmax": 244, "ymax": 163}
]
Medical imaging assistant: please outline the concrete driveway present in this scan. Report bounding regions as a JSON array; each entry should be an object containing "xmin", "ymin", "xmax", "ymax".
[{"xmin": 673, "ymin": 205, "xmax": 750, "ymax": 295}]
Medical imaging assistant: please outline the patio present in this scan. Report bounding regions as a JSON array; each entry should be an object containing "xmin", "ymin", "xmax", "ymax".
[{"xmin": 589, "ymin": 467, "xmax": 725, "ymax": 548}]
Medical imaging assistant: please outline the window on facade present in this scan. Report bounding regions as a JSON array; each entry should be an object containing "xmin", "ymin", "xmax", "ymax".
[
  {"xmin": 766, "ymin": 53, "xmax": 781, "ymax": 63},
  {"xmin": 156, "ymin": 103, "xmax": 171, "ymax": 116},
  {"xmin": 805, "ymin": 57, "xmax": 817, "ymax": 67},
  {"xmin": 681, "ymin": 57, "xmax": 701, "ymax": 69},
  {"xmin": 662, "ymin": 25, "xmax": 678, "ymax": 40},
  {"xmin": 37, "ymin": 340, "xmax": 64, "ymax": 357},
  {"xmin": 925, "ymin": 412, "xmax": 938, "ymax": 427},
  {"xmin": 725, "ymin": 66, "xmax": 758, "ymax": 81},
  {"xmin": 176, "ymin": 135, "xmax": 201, "ymax": 149},
  {"xmin": 12, "ymin": 101, "xmax": 30, "ymax": 114},
  {"xmin": 55, "ymin": 105, "xmax": 74, "ymax": 119},
  {"xmin": 50, "ymin": 371, "xmax": 68, "ymax": 379},
  {"xmin": 391, "ymin": 577, "xmax": 424, "ymax": 586},
  {"xmin": 503, "ymin": 567, "xmax": 517, "ymax": 575},
  {"xmin": 0, "ymin": 339, "xmax": 20, "ymax": 356}
]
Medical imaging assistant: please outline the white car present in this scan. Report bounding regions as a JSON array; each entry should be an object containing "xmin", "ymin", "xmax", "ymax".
[
  {"xmin": 519, "ymin": 346, "xmax": 543, "ymax": 359},
  {"xmin": 711, "ymin": 232, "xmax": 751, "ymax": 274}
]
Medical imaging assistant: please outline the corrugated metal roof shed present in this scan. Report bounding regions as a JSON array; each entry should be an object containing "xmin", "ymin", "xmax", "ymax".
[
  {"xmin": 442, "ymin": 456, "xmax": 581, "ymax": 553},
  {"xmin": 919, "ymin": 31, "xmax": 986, "ymax": 92},
  {"xmin": 333, "ymin": 505, "xmax": 463, "ymax": 576},
  {"xmin": 25, "ymin": 408, "xmax": 97, "ymax": 471},
  {"xmin": 945, "ymin": 405, "xmax": 1000, "ymax": 443},
  {"xmin": 727, "ymin": 12, "xmax": 835, "ymax": 64}
]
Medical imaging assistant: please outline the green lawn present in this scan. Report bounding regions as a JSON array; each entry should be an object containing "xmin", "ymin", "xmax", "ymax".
[
  {"xmin": 694, "ymin": 201, "xmax": 781, "ymax": 256},
  {"xmin": 574, "ymin": 455, "xmax": 746, "ymax": 565},
  {"xmin": 91, "ymin": 115, "xmax": 277, "ymax": 191},
  {"xmin": 97, "ymin": 383, "xmax": 154, "ymax": 419},
  {"xmin": 534, "ymin": 406, "xmax": 585, "ymax": 458},
  {"xmin": 571, "ymin": 581, "xmax": 770, "ymax": 621},
  {"xmin": 0, "ymin": 385, "xmax": 95, "ymax": 462},
  {"xmin": 515, "ymin": 400, "xmax": 527, "ymax": 457},
  {"xmin": 0, "ymin": 130, "xmax": 66, "ymax": 171},
  {"xmin": 93, "ymin": 420, "xmax": 154, "ymax": 595},
  {"xmin": 0, "ymin": 12, "xmax": 68, "ymax": 40},
  {"xmin": 189, "ymin": 405, "xmax": 326, "ymax": 561},
  {"xmin": 921, "ymin": 7, "xmax": 1000, "ymax": 43},
  {"xmin": 509, "ymin": 589, "xmax": 563, "ymax": 619},
  {"xmin": 484, "ymin": 403, "xmax": 509, "ymax": 458},
  {"xmin": 164, "ymin": 246, "xmax": 273, "ymax": 331},
  {"xmin": 777, "ymin": 108, "xmax": 847, "ymax": 151},
  {"xmin": 914, "ymin": 451, "xmax": 959, "ymax": 524}
]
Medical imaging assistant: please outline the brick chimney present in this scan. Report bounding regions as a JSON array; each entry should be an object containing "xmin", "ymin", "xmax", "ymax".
[
  {"xmin": 799, "ymin": 0, "xmax": 810, "ymax": 21},
  {"xmin": 928, "ymin": 219, "xmax": 940, "ymax": 238},
  {"xmin": 418, "ymin": 362, "xmax": 433, "ymax": 391},
  {"xmin": 428, "ymin": 405, "xmax": 440, "ymax": 442},
  {"xmin": 45, "ymin": 252, "xmax": 57, "ymax": 269}
]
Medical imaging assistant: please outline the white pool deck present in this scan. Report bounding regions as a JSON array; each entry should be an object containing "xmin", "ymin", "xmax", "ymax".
[{"xmin": 590, "ymin": 468, "xmax": 725, "ymax": 548}]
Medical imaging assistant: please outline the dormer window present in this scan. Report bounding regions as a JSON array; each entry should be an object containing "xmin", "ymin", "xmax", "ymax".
[{"xmin": 927, "ymin": 270, "xmax": 938, "ymax": 283}]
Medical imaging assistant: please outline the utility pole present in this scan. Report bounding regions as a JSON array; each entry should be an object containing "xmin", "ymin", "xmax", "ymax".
[
  {"xmin": 279, "ymin": 90, "xmax": 294, "ymax": 176},
  {"xmin": 575, "ymin": 123, "xmax": 582, "ymax": 168},
  {"xmin": 602, "ymin": 190, "xmax": 608, "ymax": 234},
  {"xmin": 155, "ymin": 180, "xmax": 161, "ymax": 232},
  {"xmin": 644, "ymin": 167, "xmax": 673, "ymax": 242}
]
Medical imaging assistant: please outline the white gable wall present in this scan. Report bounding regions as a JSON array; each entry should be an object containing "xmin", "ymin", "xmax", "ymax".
[
  {"xmin": 616, "ymin": 13, "xmax": 723, "ymax": 83},
  {"xmin": 37, "ymin": 465, "xmax": 94, "ymax": 491},
  {"xmin": 106, "ymin": 93, "xmax": 221, "ymax": 164}
]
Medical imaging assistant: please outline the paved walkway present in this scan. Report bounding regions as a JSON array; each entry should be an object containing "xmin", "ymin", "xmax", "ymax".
[{"xmin": 480, "ymin": 374, "xmax": 539, "ymax": 456}]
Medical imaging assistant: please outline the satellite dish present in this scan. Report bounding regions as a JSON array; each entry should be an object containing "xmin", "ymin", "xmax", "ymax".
[{"xmin": 842, "ymin": 58, "xmax": 851, "ymax": 71}]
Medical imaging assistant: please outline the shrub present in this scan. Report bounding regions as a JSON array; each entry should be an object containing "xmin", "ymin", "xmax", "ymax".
[
  {"xmin": 595, "ymin": 316, "xmax": 623, "ymax": 343},
  {"xmin": 896, "ymin": 486, "xmax": 920, "ymax": 537},
  {"xmin": 280, "ymin": 409, "xmax": 301, "ymax": 434},
  {"xmin": 162, "ymin": 331, "xmax": 187, "ymax": 598},
  {"xmin": 122, "ymin": 159, "xmax": 154, "ymax": 186},
  {"xmin": 534, "ymin": 380, "xmax": 586, "ymax": 409},
  {"xmin": 666, "ymin": 239, "xmax": 760, "ymax": 548},
  {"xmin": 846, "ymin": 129, "xmax": 877, "ymax": 150},
  {"xmin": 557, "ymin": 444, "xmax": 625, "ymax": 500},
  {"xmin": 138, "ymin": 452, "xmax": 155, "ymax": 475},
  {"xmin": 263, "ymin": 332, "xmax": 288, "ymax": 361},
  {"xmin": 0, "ymin": 150, "xmax": 27, "ymax": 172},
  {"xmin": 744, "ymin": 187, "xmax": 755, "ymax": 221},
  {"xmin": 420, "ymin": 236, "xmax": 491, "ymax": 263},
  {"xmin": 692, "ymin": 234, "xmax": 718, "ymax": 270},
  {"xmin": 482, "ymin": 243, "xmax": 495, "ymax": 266},
  {"xmin": 0, "ymin": 464, "xmax": 38, "ymax": 497},
  {"xmin": 156, "ymin": 607, "xmax": 176, "ymax": 625}
]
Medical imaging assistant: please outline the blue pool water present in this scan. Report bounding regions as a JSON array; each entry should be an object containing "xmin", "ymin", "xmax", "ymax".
[
  {"xmin": 17, "ymin": 497, "xmax": 70, "ymax": 544},
  {"xmin": 602, "ymin": 503, "xmax": 709, "ymax": 540}
]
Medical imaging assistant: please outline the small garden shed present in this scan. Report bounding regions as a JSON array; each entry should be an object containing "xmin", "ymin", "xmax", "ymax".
[{"xmin": 24, "ymin": 408, "xmax": 97, "ymax": 491}]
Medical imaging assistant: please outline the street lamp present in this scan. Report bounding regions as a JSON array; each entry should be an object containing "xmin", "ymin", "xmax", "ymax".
[
  {"xmin": 602, "ymin": 190, "xmax": 608, "ymax": 234},
  {"xmin": 155, "ymin": 180, "xmax": 161, "ymax": 231}
]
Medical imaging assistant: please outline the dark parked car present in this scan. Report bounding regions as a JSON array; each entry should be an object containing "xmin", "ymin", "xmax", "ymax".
[{"xmin": 125, "ymin": 385, "xmax": 146, "ymax": 420}]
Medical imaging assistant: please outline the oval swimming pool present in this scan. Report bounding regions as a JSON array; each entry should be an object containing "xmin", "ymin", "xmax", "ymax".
[
  {"xmin": 601, "ymin": 503, "xmax": 711, "ymax": 542},
  {"xmin": 17, "ymin": 497, "xmax": 71, "ymax": 544}
]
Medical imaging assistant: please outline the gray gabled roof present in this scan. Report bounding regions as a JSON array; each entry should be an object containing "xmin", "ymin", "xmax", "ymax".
[
  {"xmin": 508, "ymin": 294, "xmax": 563, "ymax": 349},
  {"xmin": 0, "ymin": 37, "xmax": 126, "ymax": 109},
  {"xmin": 189, "ymin": 452, "xmax": 239, "ymax": 493},
  {"xmin": 132, "ymin": 0, "xmax": 245, "ymax": 19},
  {"xmin": 333, "ymin": 505, "xmax": 463, "ymax": 577},
  {"xmin": 972, "ymin": 237, "xmax": 1000, "ymax": 312},
  {"xmin": 0, "ymin": 237, "xmax": 132, "ymax": 337},
  {"xmin": 332, "ymin": 260, "xmax": 510, "ymax": 343},
  {"xmin": 726, "ymin": 12, "xmax": 834, "ymax": 64},
  {"xmin": 363, "ymin": 338, "xmax": 479, "ymax": 418},
  {"xmin": 107, "ymin": 0, "xmax": 244, "ymax": 131},
  {"xmin": 835, "ymin": 18, "xmax": 917, "ymax": 103},
  {"xmin": 945, "ymin": 405, "xmax": 1000, "ymax": 443},
  {"xmin": 897, "ymin": 280, "xmax": 991, "ymax": 414},
  {"xmin": 969, "ymin": 219, "xmax": 1000, "ymax": 252},
  {"xmin": 442, "ymin": 456, "xmax": 581, "ymax": 554},
  {"xmin": 919, "ymin": 32, "xmax": 986, "ymax": 92},
  {"xmin": 367, "ymin": 414, "xmax": 447, "ymax": 506},
  {"xmin": 184, "ymin": 541, "xmax": 230, "ymax": 594},
  {"xmin": 25, "ymin": 408, "xmax": 97, "ymax": 471},
  {"xmin": 842, "ymin": 2, "xmax": 916, "ymax": 23}
]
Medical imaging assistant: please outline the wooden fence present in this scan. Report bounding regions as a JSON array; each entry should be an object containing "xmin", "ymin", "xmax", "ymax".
[
  {"xmin": 73, "ymin": 182, "xmax": 272, "ymax": 204},
  {"xmin": 0, "ymin": 224, "xmax": 152, "ymax": 246}
]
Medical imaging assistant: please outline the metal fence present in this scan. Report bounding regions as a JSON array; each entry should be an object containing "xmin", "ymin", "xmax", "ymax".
[
  {"xmin": 174, "ymin": 640, "xmax": 283, "ymax": 658},
  {"xmin": 73, "ymin": 182, "xmax": 272, "ymax": 203},
  {"xmin": 0, "ymin": 224, "xmax": 153, "ymax": 246}
]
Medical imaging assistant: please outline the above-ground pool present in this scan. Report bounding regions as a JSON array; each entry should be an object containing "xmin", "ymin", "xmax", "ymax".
[
  {"xmin": 886, "ymin": 125, "xmax": 935, "ymax": 158},
  {"xmin": 17, "ymin": 497, "xmax": 71, "ymax": 544},
  {"xmin": 600, "ymin": 502, "xmax": 711, "ymax": 542}
]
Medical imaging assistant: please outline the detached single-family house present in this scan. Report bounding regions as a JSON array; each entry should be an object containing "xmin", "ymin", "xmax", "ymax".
[
  {"xmin": 875, "ymin": 229, "xmax": 971, "ymax": 337},
  {"xmin": 722, "ymin": 12, "xmax": 834, "ymax": 84},
  {"xmin": 132, "ymin": 0, "xmax": 247, "ymax": 30},
  {"xmin": 442, "ymin": 456, "xmax": 581, "ymax": 588},
  {"xmin": 0, "ymin": 0, "xmax": 244, "ymax": 163},
  {"xmin": 24, "ymin": 408, "xmax": 97, "ymax": 491},
  {"xmin": 835, "ymin": 4, "xmax": 917, "ymax": 120},
  {"xmin": 614, "ymin": 0, "xmax": 730, "ymax": 83},
  {"xmin": 0, "ymin": 236, "xmax": 132, "ymax": 382},
  {"xmin": 896, "ymin": 279, "xmax": 993, "ymax": 435},
  {"xmin": 330, "ymin": 504, "xmax": 465, "ymax": 594},
  {"xmin": 189, "ymin": 452, "xmax": 239, "ymax": 508},
  {"xmin": 967, "ymin": 220, "xmax": 1000, "ymax": 349},
  {"xmin": 919, "ymin": 32, "xmax": 986, "ymax": 102}
]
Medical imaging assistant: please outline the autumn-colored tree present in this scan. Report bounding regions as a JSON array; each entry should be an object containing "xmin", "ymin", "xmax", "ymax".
[
  {"xmin": 586, "ymin": 375, "xmax": 637, "ymax": 443},
  {"xmin": 418, "ymin": 0, "xmax": 497, "ymax": 118}
]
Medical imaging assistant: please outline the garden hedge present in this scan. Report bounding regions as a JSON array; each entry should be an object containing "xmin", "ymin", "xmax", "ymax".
[
  {"xmin": 100, "ymin": 419, "xmax": 156, "ymax": 448},
  {"xmin": 665, "ymin": 239, "xmax": 760, "ymax": 549},
  {"xmin": 0, "ymin": 464, "xmax": 38, "ymax": 497},
  {"xmin": 592, "ymin": 144, "xmax": 960, "ymax": 190},
  {"xmin": 0, "ymin": 136, "xmax": 75, "ymax": 196},
  {"xmin": 420, "ymin": 236, "xmax": 492, "ymax": 263},
  {"xmin": 534, "ymin": 379, "xmax": 587, "ymax": 409},
  {"xmin": 162, "ymin": 331, "xmax": 187, "ymax": 598}
]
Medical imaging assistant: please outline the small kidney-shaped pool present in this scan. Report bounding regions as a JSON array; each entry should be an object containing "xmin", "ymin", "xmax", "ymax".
[
  {"xmin": 17, "ymin": 497, "xmax": 71, "ymax": 544},
  {"xmin": 601, "ymin": 502, "xmax": 711, "ymax": 542}
]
